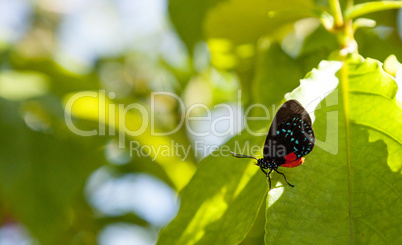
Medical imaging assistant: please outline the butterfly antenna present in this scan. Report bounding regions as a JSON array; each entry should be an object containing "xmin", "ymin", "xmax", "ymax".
[{"xmin": 230, "ymin": 151, "xmax": 258, "ymax": 160}]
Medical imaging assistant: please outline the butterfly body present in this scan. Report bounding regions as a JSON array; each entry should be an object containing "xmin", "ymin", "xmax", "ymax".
[{"xmin": 231, "ymin": 100, "xmax": 315, "ymax": 190}]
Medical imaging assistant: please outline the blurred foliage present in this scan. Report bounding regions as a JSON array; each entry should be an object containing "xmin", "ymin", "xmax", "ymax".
[{"xmin": 0, "ymin": 0, "xmax": 401, "ymax": 244}]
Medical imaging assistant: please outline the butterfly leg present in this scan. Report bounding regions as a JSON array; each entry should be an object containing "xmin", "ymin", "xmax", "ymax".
[
  {"xmin": 275, "ymin": 170, "xmax": 294, "ymax": 187},
  {"xmin": 260, "ymin": 167, "xmax": 273, "ymax": 190}
]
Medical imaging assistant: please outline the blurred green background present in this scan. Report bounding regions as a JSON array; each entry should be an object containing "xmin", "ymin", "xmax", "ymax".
[{"xmin": 0, "ymin": 0, "xmax": 401, "ymax": 244}]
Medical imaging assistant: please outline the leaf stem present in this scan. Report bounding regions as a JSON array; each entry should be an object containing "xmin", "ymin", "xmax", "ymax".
[
  {"xmin": 328, "ymin": 0, "xmax": 355, "ymax": 53},
  {"xmin": 329, "ymin": 0, "xmax": 344, "ymax": 28}
]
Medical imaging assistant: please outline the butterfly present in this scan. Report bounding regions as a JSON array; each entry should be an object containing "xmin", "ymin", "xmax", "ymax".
[{"xmin": 231, "ymin": 100, "xmax": 315, "ymax": 190}]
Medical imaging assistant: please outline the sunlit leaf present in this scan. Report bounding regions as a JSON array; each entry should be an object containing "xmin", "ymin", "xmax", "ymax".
[
  {"xmin": 383, "ymin": 54, "xmax": 400, "ymax": 77},
  {"xmin": 0, "ymin": 71, "xmax": 49, "ymax": 100},
  {"xmin": 157, "ymin": 127, "xmax": 268, "ymax": 245},
  {"xmin": 265, "ymin": 55, "xmax": 402, "ymax": 243}
]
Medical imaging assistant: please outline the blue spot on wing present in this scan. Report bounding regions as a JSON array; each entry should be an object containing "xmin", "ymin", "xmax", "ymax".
[{"xmin": 272, "ymin": 115, "xmax": 314, "ymax": 158}]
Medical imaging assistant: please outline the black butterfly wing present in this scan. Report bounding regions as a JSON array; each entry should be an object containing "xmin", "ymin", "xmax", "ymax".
[
  {"xmin": 263, "ymin": 100, "xmax": 315, "ymax": 161},
  {"xmin": 266, "ymin": 100, "xmax": 311, "ymax": 137}
]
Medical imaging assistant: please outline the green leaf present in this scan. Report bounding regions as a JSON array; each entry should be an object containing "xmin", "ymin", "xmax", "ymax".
[
  {"xmin": 169, "ymin": 0, "xmax": 228, "ymax": 51},
  {"xmin": 204, "ymin": 0, "xmax": 317, "ymax": 45},
  {"xmin": 9, "ymin": 55, "xmax": 100, "ymax": 96},
  {"xmin": 252, "ymin": 42, "xmax": 303, "ymax": 107},
  {"xmin": 170, "ymin": 0, "xmax": 318, "ymax": 51},
  {"xmin": 298, "ymin": 25, "xmax": 339, "ymax": 58},
  {"xmin": 0, "ymin": 98, "xmax": 106, "ymax": 244},
  {"xmin": 355, "ymin": 27, "xmax": 402, "ymax": 61},
  {"xmin": 265, "ymin": 55, "xmax": 402, "ymax": 243},
  {"xmin": 344, "ymin": 1, "xmax": 402, "ymax": 21},
  {"xmin": 157, "ymin": 124, "xmax": 269, "ymax": 245},
  {"xmin": 156, "ymin": 59, "xmax": 338, "ymax": 245}
]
